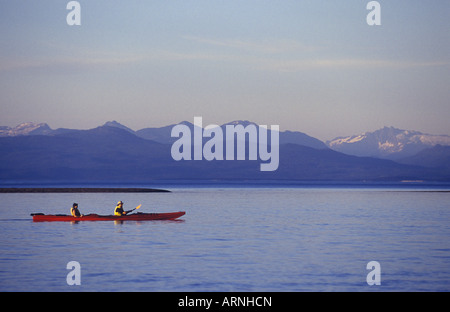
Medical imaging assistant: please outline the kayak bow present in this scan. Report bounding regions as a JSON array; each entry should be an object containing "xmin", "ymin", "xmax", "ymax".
[{"xmin": 31, "ymin": 211, "xmax": 185, "ymax": 222}]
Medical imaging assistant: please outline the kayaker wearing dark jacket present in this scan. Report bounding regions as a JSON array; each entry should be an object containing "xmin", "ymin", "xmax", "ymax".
[
  {"xmin": 114, "ymin": 201, "xmax": 127, "ymax": 216},
  {"xmin": 71, "ymin": 203, "xmax": 82, "ymax": 217}
]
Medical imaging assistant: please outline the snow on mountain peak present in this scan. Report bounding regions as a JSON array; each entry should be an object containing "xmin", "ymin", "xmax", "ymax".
[
  {"xmin": 0, "ymin": 122, "xmax": 52, "ymax": 137},
  {"xmin": 327, "ymin": 127, "xmax": 450, "ymax": 159}
]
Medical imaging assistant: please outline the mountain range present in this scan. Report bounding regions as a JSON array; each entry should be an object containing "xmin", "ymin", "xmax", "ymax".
[
  {"xmin": 3, "ymin": 120, "xmax": 327, "ymax": 149},
  {"xmin": 1, "ymin": 121, "xmax": 449, "ymax": 183}
]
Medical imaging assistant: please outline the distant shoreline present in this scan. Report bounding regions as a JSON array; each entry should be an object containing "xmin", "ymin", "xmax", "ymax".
[{"xmin": 0, "ymin": 188, "xmax": 171, "ymax": 193}]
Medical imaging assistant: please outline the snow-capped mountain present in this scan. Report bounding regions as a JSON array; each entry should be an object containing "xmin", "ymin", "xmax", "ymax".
[
  {"xmin": 0, "ymin": 122, "xmax": 52, "ymax": 137},
  {"xmin": 327, "ymin": 126, "xmax": 450, "ymax": 159}
]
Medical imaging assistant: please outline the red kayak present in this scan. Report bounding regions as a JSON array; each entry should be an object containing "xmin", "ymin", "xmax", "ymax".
[{"xmin": 31, "ymin": 211, "xmax": 185, "ymax": 222}]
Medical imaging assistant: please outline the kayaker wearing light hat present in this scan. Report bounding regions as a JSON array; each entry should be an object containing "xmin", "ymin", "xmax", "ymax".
[
  {"xmin": 71, "ymin": 203, "xmax": 83, "ymax": 217},
  {"xmin": 114, "ymin": 201, "xmax": 127, "ymax": 216}
]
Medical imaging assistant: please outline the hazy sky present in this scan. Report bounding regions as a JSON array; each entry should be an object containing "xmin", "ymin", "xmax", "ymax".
[{"xmin": 0, "ymin": 0, "xmax": 449, "ymax": 140}]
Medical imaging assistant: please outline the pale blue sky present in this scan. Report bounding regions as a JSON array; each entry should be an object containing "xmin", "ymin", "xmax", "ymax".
[{"xmin": 1, "ymin": 0, "xmax": 449, "ymax": 140}]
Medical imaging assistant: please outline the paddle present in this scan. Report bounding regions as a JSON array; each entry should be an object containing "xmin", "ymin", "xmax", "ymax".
[{"xmin": 126, "ymin": 204, "xmax": 141, "ymax": 214}]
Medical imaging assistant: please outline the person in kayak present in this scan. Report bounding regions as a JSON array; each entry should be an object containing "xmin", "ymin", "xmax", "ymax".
[
  {"xmin": 114, "ymin": 201, "xmax": 128, "ymax": 216},
  {"xmin": 71, "ymin": 203, "xmax": 83, "ymax": 217}
]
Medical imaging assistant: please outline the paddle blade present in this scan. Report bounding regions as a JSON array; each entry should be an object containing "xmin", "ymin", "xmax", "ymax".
[{"xmin": 135, "ymin": 204, "xmax": 141, "ymax": 210}]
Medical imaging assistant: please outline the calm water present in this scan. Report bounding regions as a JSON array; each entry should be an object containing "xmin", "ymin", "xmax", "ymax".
[{"xmin": 0, "ymin": 186, "xmax": 449, "ymax": 292}]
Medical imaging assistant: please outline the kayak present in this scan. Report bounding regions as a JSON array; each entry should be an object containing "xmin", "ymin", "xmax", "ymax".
[{"xmin": 31, "ymin": 211, "xmax": 185, "ymax": 222}]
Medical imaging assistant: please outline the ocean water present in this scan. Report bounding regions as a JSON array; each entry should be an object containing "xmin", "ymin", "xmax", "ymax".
[{"xmin": 0, "ymin": 186, "xmax": 449, "ymax": 292}]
